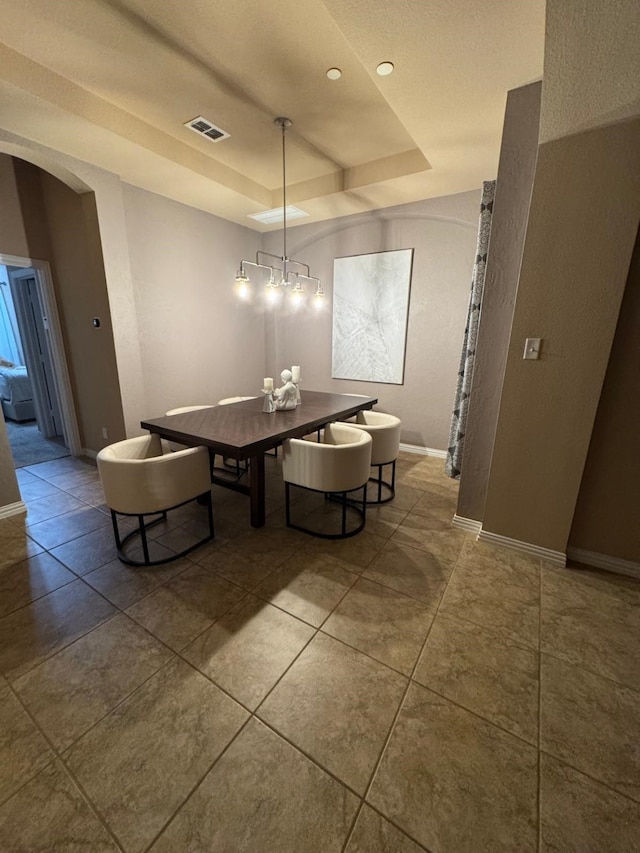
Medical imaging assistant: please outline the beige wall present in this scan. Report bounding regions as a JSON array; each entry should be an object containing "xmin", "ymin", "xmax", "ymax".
[
  {"xmin": 458, "ymin": 82, "xmax": 541, "ymax": 521},
  {"xmin": 121, "ymin": 184, "xmax": 263, "ymax": 415},
  {"xmin": 262, "ymin": 192, "xmax": 479, "ymax": 448},
  {"xmin": 569, "ymin": 226, "xmax": 640, "ymax": 561},
  {"xmin": 482, "ymin": 118, "xmax": 640, "ymax": 552},
  {"xmin": 39, "ymin": 172, "xmax": 126, "ymax": 450}
]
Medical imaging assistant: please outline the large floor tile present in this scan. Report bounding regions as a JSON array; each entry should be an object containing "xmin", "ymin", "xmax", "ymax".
[
  {"xmin": 253, "ymin": 552, "xmax": 357, "ymax": 627},
  {"xmin": 64, "ymin": 657, "xmax": 248, "ymax": 853},
  {"xmin": 540, "ymin": 654, "xmax": 640, "ymax": 802},
  {"xmin": 390, "ymin": 514, "xmax": 467, "ymax": 560},
  {"xmin": 439, "ymin": 565, "xmax": 539, "ymax": 649},
  {"xmin": 0, "ymin": 680, "xmax": 54, "ymax": 805},
  {"xmin": 0, "ymin": 551, "xmax": 76, "ymax": 618},
  {"xmin": 191, "ymin": 543, "xmax": 280, "ymax": 590},
  {"xmin": 259, "ymin": 632, "xmax": 406, "ymax": 794},
  {"xmin": 454, "ymin": 538, "xmax": 541, "ymax": 592},
  {"xmin": 302, "ymin": 529, "xmax": 388, "ymax": 569},
  {"xmin": 385, "ymin": 483, "xmax": 424, "ymax": 513},
  {"xmin": 540, "ymin": 753, "xmax": 640, "ymax": 853},
  {"xmin": 0, "ymin": 579, "xmax": 116, "ymax": 681},
  {"xmin": 0, "ymin": 760, "xmax": 120, "ymax": 852},
  {"xmin": 323, "ymin": 576, "xmax": 435, "ymax": 674},
  {"xmin": 364, "ymin": 539, "xmax": 452, "ymax": 604},
  {"xmin": 0, "ymin": 518, "xmax": 43, "ymax": 570},
  {"xmin": 345, "ymin": 805, "xmax": 428, "ymax": 853},
  {"xmin": 14, "ymin": 473, "xmax": 61, "ymax": 502},
  {"xmin": 14, "ymin": 613, "xmax": 173, "ymax": 751},
  {"xmin": 414, "ymin": 613, "xmax": 539, "ymax": 744},
  {"xmin": 83, "ymin": 556, "xmax": 190, "ymax": 609},
  {"xmin": 50, "ymin": 526, "xmax": 123, "ymax": 576},
  {"xmin": 26, "ymin": 505, "xmax": 111, "ymax": 550},
  {"xmin": 368, "ymin": 683, "xmax": 538, "ymax": 853},
  {"xmin": 149, "ymin": 718, "xmax": 358, "ymax": 853},
  {"xmin": 364, "ymin": 504, "xmax": 409, "ymax": 539},
  {"xmin": 541, "ymin": 570, "xmax": 640, "ymax": 690},
  {"xmin": 126, "ymin": 564, "xmax": 246, "ymax": 650},
  {"xmin": 23, "ymin": 490, "xmax": 86, "ymax": 525},
  {"xmin": 22, "ymin": 456, "xmax": 95, "ymax": 481},
  {"xmin": 183, "ymin": 594, "xmax": 315, "ymax": 709}
]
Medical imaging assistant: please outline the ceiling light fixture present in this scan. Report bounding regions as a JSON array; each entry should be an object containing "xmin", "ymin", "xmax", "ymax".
[
  {"xmin": 326, "ymin": 67, "xmax": 342, "ymax": 80},
  {"xmin": 376, "ymin": 61, "xmax": 394, "ymax": 76},
  {"xmin": 235, "ymin": 117, "xmax": 322, "ymax": 302}
]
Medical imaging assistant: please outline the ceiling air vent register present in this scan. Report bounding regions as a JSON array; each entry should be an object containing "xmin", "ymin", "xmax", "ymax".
[{"xmin": 184, "ymin": 116, "xmax": 230, "ymax": 142}]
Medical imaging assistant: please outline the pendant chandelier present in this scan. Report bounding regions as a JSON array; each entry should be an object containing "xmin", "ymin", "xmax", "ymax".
[{"xmin": 235, "ymin": 117, "xmax": 323, "ymax": 304}]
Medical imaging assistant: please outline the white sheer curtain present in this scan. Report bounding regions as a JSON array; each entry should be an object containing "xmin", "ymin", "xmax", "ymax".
[{"xmin": 445, "ymin": 180, "xmax": 496, "ymax": 479}]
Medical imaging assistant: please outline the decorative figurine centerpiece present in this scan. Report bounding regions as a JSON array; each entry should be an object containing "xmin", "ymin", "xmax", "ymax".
[
  {"xmin": 262, "ymin": 377, "xmax": 275, "ymax": 413},
  {"xmin": 274, "ymin": 368, "xmax": 298, "ymax": 410}
]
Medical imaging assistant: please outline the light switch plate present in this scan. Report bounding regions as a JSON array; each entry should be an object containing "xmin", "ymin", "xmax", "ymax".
[{"xmin": 523, "ymin": 338, "xmax": 541, "ymax": 360}]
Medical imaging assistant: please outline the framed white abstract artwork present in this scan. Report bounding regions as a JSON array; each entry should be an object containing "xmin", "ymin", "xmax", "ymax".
[{"xmin": 332, "ymin": 248, "xmax": 414, "ymax": 384}]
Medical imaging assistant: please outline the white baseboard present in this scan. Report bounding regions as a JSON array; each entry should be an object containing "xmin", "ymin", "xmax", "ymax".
[
  {"xmin": 478, "ymin": 529, "xmax": 566, "ymax": 566},
  {"xmin": 567, "ymin": 547, "xmax": 640, "ymax": 579},
  {"xmin": 452, "ymin": 514, "xmax": 482, "ymax": 535},
  {"xmin": 0, "ymin": 500, "xmax": 27, "ymax": 520},
  {"xmin": 399, "ymin": 443, "xmax": 447, "ymax": 458},
  {"xmin": 83, "ymin": 449, "xmax": 97, "ymax": 460}
]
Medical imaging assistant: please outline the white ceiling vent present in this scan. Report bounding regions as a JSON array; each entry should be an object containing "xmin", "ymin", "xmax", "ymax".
[{"xmin": 184, "ymin": 116, "xmax": 230, "ymax": 142}]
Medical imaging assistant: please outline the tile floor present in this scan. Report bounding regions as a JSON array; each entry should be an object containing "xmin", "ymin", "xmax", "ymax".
[{"xmin": 0, "ymin": 452, "xmax": 639, "ymax": 852}]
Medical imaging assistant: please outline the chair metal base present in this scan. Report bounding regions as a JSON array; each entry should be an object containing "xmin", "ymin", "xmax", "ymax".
[
  {"xmin": 285, "ymin": 481, "xmax": 367, "ymax": 539},
  {"xmin": 110, "ymin": 491, "xmax": 214, "ymax": 566},
  {"xmin": 366, "ymin": 460, "xmax": 397, "ymax": 505}
]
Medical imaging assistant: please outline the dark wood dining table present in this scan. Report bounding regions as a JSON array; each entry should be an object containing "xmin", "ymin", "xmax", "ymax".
[{"xmin": 141, "ymin": 391, "xmax": 377, "ymax": 528}]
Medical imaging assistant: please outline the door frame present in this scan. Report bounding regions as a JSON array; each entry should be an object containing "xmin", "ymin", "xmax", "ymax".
[{"xmin": 0, "ymin": 252, "xmax": 81, "ymax": 456}]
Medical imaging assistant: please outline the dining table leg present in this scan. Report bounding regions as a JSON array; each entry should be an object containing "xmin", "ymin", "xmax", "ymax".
[{"xmin": 249, "ymin": 453, "xmax": 266, "ymax": 527}]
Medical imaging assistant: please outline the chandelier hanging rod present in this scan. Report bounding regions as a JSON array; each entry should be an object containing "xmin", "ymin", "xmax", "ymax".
[{"xmin": 234, "ymin": 116, "xmax": 323, "ymax": 300}]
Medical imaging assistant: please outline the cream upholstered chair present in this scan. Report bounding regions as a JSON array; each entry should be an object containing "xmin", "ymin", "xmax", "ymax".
[
  {"xmin": 282, "ymin": 423, "xmax": 372, "ymax": 538},
  {"xmin": 97, "ymin": 434, "xmax": 214, "ymax": 566},
  {"xmin": 165, "ymin": 404, "xmax": 215, "ymax": 453},
  {"xmin": 349, "ymin": 410, "xmax": 401, "ymax": 503}
]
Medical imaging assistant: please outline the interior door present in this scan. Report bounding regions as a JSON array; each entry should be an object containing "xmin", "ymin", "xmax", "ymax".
[{"xmin": 8, "ymin": 268, "xmax": 64, "ymax": 439}]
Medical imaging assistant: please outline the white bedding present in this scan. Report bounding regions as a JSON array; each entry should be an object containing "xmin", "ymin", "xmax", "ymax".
[{"xmin": 0, "ymin": 366, "xmax": 33, "ymax": 404}]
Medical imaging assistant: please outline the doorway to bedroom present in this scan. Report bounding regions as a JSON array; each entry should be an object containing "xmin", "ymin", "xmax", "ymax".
[{"xmin": 0, "ymin": 260, "xmax": 71, "ymax": 468}]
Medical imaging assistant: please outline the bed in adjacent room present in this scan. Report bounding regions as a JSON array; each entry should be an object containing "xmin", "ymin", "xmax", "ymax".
[{"xmin": 0, "ymin": 359, "xmax": 35, "ymax": 422}]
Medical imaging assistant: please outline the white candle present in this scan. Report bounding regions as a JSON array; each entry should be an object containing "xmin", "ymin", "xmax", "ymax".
[
  {"xmin": 264, "ymin": 377, "xmax": 273, "ymax": 391},
  {"xmin": 291, "ymin": 365, "xmax": 301, "ymax": 383}
]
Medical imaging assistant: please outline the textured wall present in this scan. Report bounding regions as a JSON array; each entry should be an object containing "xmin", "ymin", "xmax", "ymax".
[
  {"xmin": 39, "ymin": 173, "xmax": 126, "ymax": 451},
  {"xmin": 261, "ymin": 192, "xmax": 479, "ymax": 448},
  {"xmin": 568, "ymin": 227, "xmax": 640, "ymax": 561},
  {"xmin": 482, "ymin": 119, "xmax": 640, "ymax": 552},
  {"xmin": 541, "ymin": 0, "xmax": 640, "ymax": 142},
  {"xmin": 457, "ymin": 82, "xmax": 542, "ymax": 521},
  {"xmin": 122, "ymin": 185, "xmax": 263, "ymax": 416}
]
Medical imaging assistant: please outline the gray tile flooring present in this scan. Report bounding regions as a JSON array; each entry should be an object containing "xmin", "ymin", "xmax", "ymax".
[{"xmin": 0, "ymin": 452, "xmax": 639, "ymax": 852}]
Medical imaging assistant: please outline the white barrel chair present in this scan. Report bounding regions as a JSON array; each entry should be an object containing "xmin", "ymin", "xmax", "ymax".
[
  {"xmin": 349, "ymin": 410, "xmax": 401, "ymax": 504},
  {"xmin": 97, "ymin": 434, "xmax": 214, "ymax": 566},
  {"xmin": 165, "ymin": 404, "xmax": 215, "ymax": 453},
  {"xmin": 282, "ymin": 422, "xmax": 372, "ymax": 538}
]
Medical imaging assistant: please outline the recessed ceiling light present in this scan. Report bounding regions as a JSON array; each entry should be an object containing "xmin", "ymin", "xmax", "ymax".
[
  {"xmin": 376, "ymin": 61, "xmax": 394, "ymax": 76},
  {"xmin": 326, "ymin": 67, "xmax": 342, "ymax": 80}
]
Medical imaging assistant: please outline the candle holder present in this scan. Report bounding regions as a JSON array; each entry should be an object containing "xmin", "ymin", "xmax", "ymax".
[{"xmin": 262, "ymin": 390, "xmax": 275, "ymax": 413}]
